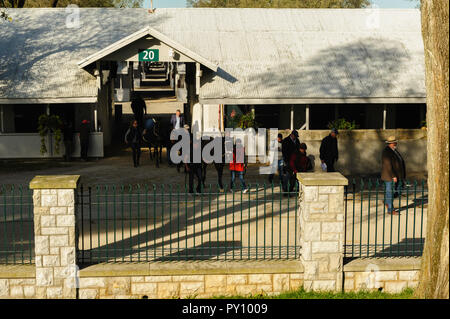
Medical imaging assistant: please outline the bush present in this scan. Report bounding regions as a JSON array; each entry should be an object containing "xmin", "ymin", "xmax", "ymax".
[
  {"xmin": 38, "ymin": 114, "xmax": 63, "ymax": 155},
  {"xmin": 327, "ymin": 118, "xmax": 359, "ymax": 130}
]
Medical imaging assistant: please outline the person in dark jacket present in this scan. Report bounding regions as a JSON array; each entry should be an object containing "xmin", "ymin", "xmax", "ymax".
[
  {"xmin": 62, "ymin": 119, "xmax": 74, "ymax": 162},
  {"xmin": 79, "ymin": 119, "xmax": 90, "ymax": 161},
  {"xmin": 184, "ymin": 133, "xmax": 203, "ymax": 194},
  {"xmin": 286, "ymin": 143, "xmax": 310, "ymax": 193},
  {"xmin": 168, "ymin": 110, "xmax": 185, "ymax": 166},
  {"xmin": 131, "ymin": 94, "xmax": 146, "ymax": 127},
  {"xmin": 281, "ymin": 130, "xmax": 300, "ymax": 165},
  {"xmin": 381, "ymin": 136, "xmax": 406, "ymax": 215},
  {"xmin": 319, "ymin": 128, "xmax": 339, "ymax": 172},
  {"xmin": 125, "ymin": 120, "xmax": 143, "ymax": 168}
]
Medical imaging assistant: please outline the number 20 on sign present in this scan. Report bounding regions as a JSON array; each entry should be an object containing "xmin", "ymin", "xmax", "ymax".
[{"xmin": 139, "ymin": 49, "xmax": 159, "ymax": 62}]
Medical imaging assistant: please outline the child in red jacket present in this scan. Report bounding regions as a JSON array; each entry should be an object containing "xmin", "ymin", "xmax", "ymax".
[{"xmin": 229, "ymin": 139, "xmax": 249, "ymax": 193}]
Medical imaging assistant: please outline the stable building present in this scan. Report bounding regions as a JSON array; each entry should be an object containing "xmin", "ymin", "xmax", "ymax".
[{"xmin": 0, "ymin": 8, "xmax": 425, "ymax": 159}]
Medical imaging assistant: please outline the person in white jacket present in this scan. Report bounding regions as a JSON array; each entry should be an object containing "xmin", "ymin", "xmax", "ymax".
[{"xmin": 268, "ymin": 133, "xmax": 284, "ymax": 184}]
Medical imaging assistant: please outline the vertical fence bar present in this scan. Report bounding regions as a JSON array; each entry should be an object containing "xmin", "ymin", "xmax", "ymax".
[
  {"xmin": 224, "ymin": 183, "xmax": 227, "ymax": 260},
  {"xmin": 231, "ymin": 183, "xmax": 235, "ymax": 260},
  {"xmin": 105, "ymin": 185, "xmax": 109, "ymax": 262},
  {"xmin": 412, "ymin": 180, "xmax": 417, "ymax": 255},
  {"xmin": 145, "ymin": 184, "xmax": 149, "ymax": 262},
  {"xmin": 405, "ymin": 180, "xmax": 409, "ymax": 255},
  {"xmin": 397, "ymin": 180, "xmax": 402, "ymax": 256},
  {"xmin": 248, "ymin": 183, "xmax": 251, "ymax": 260},
  {"xmin": 367, "ymin": 179, "xmax": 371, "ymax": 258},
  {"xmin": 359, "ymin": 179, "xmax": 363, "ymax": 258},
  {"xmin": 420, "ymin": 180, "xmax": 425, "ymax": 252},
  {"xmin": 112, "ymin": 185, "xmax": 116, "ymax": 263},
  {"xmin": 192, "ymin": 184, "xmax": 195, "ymax": 258},
  {"xmin": 271, "ymin": 182, "xmax": 274, "ymax": 259},
  {"xmin": 374, "ymin": 180, "xmax": 379, "ymax": 257},
  {"xmin": 264, "ymin": 183, "xmax": 267, "ymax": 259},
  {"xmin": 177, "ymin": 184, "xmax": 180, "ymax": 261},
  {"xmin": 28, "ymin": 188, "xmax": 33, "ymax": 264},
  {"xmin": 96, "ymin": 186, "xmax": 100, "ymax": 263},
  {"xmin": 185, "ymin": 184, "xmax": 188, "ymax": 260},
  {"xmin": 208, "ymin": 184, "xmax": 212, "ymax": 259},
  {"xmin": 153, "ymin": 184, "xmax": 157, "ymax": 260},
  {"xmin": 217, "ymin": 184, "xmax": 220, "ymax": 260},
  {"xmin": 128, "ymin": 185, "xmax": 132, "ymax": 262},
  {"xmin": 287, "ymin": 182, "xmax": 290, "ymax": 259},
  {"xmin": 137, "ymin": 184, "xmax": 141, "ymax": 262},
  {"xmin": 255, "ymin": 183, "xmax": 259, "ymax": 260},
  {"xmin": 295, "ymin": 182, "xmax": 298, "ymax": 258},
  {"xmin": 389, "ymin": 181, "xmax": 394, "ymax": 256},
  {"xmin": 240, "ymin": 187, "xmax": 243, "ymax": 260},
  {"xmin": 344, "ymin": 184, "xmax": 348, "ymax": 258},
  {"xmin": 80, "ymin": 185, "xmax": 84, "ymax": 263},
  {"xmin": 88, "ymin": 186, "xmax": 92, "ymax": 263},
  {"xmin": 382, "ymin": 181, "xmax": 386, "ymax": 256},
  {"xmin": 11, "ymin": 186, "xmax": 15, "ymax": 264},
  {"xmin": 161, "ymin": 184, "xmax": 165, "ymax": 260},
  {"xmin": 169, "ymin": 184, "xmax": 172, "ymax": 258},
  {"xmin": 19, "ymin": 186, "xmax": 24, "ymax": 263},
  {"xmin": 201, "ymin": 185, "xmax": 205, "ymax": 257},
  {"xmin": 352, "ymin": 179, "xmax": 355, "ymax": 258},
  {"xmin": 121, "ymin": 185, "xmax": 125, "ymax": 262},
  {"xmin": 279, "ymin": 181, "xmax": 282, "ymax": 259},
  {"xmin": 2, "ymin": 186, "xmax": 7, "ymax": 264}
]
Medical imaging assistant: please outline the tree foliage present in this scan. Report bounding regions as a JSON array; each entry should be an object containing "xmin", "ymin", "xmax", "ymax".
[{"xmin": 188, "ymin": 0, "xmax": 371, "ymax": 8}]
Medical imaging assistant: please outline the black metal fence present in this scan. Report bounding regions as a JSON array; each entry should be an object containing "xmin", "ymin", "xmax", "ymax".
[
  {"xmin": 76, "ymin": 183, "xmax": 300, "ymax": 264},
  {"xmin": 0, "ymin": 185, "xmax": 34, "ymax": 264},
  {"xmin": 344, "ymin": 179, "xmax": 427, "ymax": 259}
]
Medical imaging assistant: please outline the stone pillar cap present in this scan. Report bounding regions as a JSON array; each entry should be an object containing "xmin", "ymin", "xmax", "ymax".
[
  {"xmin": 29, "ymin": 175, "xmax": 80, "ymax": 189},
  {"xmin": 297, "ymin": 172, "xmax": 348, "ymax": 186}
]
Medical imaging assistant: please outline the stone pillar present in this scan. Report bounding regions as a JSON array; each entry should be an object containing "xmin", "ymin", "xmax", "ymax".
[
  {"xmin": 30, "ymin": 175, "xmax": 80, "ymax": 299},
  {"xmin": 297, "ymin": 172, "xmax": 348, "ymax": 292}
]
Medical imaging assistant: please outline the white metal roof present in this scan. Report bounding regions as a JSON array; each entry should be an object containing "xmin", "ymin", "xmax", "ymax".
[{"xmin": 0, "ymin": 8, "xmax": 425, "ymax": 103}]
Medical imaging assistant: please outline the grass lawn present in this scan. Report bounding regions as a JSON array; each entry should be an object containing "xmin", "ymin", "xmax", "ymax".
[{"xmin": 212, "ymin": 288, "xmax": 416, "ymax": 299}]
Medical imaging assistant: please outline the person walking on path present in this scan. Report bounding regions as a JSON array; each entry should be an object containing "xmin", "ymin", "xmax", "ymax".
[
  {"xmin": 319, "ymin": 128, "xmax": 339, "ymax": 172},
  {"xmin": 125, "ymin": 119, "xmax": 143, "ymax": 168},
  {"xmin": 229, "ymin": 139, "xmax": 249, "ymax": 193},
  {"xmin": 62, "ymin": 119, "xmax": 74, "ymax": 162},
  {"xmin": 184, "ymin": 133, "xmax": 203, "ymax": 194},
  {"xmin": 79, "ymin": 119, "xmax": 90, "ymax": 161},
  {"xmin": 282, "ymin": 130, "xmax": 300, "ymax": 166},
  {"xmin": 381, "ymin": 136, "xmax": 406, "ymax": 215},
  {"xmin": 268, "ymin": 133, "xmax": 284, "ymax": 184},
  {"xmin": 169, "ymin": 109, "xmax": 185, "ymax": 166}
]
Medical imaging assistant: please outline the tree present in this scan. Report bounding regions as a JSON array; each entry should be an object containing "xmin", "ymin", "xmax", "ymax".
[
  {"xmin": 416, "ymin": 0, "xmax": 449, "ymax": 299},
  {"xmin": 188, "ymin": 0, "xmax": 371, "ymax": 8}
]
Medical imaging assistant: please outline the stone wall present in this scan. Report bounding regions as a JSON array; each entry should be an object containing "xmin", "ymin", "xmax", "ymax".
[
  {"xmin": 77, "ymin": 261, "xmax": 304, "ymax": 299},
  {"xmin": 0, "ymin": 265, "xmax": 35, "ymax": 299}
]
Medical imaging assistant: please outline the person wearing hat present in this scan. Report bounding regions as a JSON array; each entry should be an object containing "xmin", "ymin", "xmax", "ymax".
[
  {"xmin": 319, "ymin": 128, "xmax": 339, "ymax": 172},
  {"xmin": 381, "ymin": 136, "xmax": 406, "ymax": 215}
]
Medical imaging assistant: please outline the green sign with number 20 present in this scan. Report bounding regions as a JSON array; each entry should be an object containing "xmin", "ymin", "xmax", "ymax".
[{"xmin": 139, "ymin": 49, "xmax": 159, "ymax": 62}]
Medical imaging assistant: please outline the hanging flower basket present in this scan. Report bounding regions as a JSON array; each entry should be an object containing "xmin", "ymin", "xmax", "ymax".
[{"xmin": 38, "ymin": 114, "xmax": 63, "ymax": 155}]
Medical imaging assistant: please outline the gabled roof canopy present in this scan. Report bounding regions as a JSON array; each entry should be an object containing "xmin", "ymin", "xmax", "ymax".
[{"xmin": 78, "ymin": 26, "xmax": 218, "ymax": 72}]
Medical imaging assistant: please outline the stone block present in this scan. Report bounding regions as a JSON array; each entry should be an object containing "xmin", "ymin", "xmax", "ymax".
[
  {"xmin": 132, "ymin": 283, "xmax": 157, "ymax": 295},
  {"xmin": 145, "ymin": 276, "xmax": 172, "ymax": 282},
  {"xmin": 172, "ymin": 275, "xmax": 204, "ymax": 282},
  {"xmin": 205, "ymin": 275, "xmax": 226, "ymax": 288},
  {"xmin": 407, "ymin": 281, "xmax": 419, "ymax": 289},
  {"xmin": 9, "ymin": 279, "xmax": 35, "ymax": 286},
  {"xmin": 0, "ymin": 280, "xmax": 9, "ymax": 297},
  {"xmin": 49, "ymin": 235, "xmax": 69, "ymax": 247},
  {"xmin": 344, "ymin": 278, "xmax": 355, "ymax": 292},
  {"xmin": 329, "ymin": 193, "xmax": 344, "ymax": 213},
  {"xmin": 290, "ymin": 279, "xmax": 303, "ymax": 291},
  {"xmin": 36, "ymin": 268, "xmax": 53, "ymax": 286},
  {"xmin": 375, "ymin": 271, "xmax": 398, "ymax": 281},
  {"xmin": 303, "ymin": 261, "xmax": 318, "ymax": 278},
  {"xmin": 43, "ymin": 255, "xmax": 60, "ymax": 267},
  {"xmin": 79, "ymin": 289, "xmax": 98, "ymax": 299},
  {"xmin": 107, "ymin": 278, "xmax": 131, "ymax": 296},
  {"xmin": 313, "ymin": 280, "xmax": 336, "ymax": 291},
  {"xmin": 384, "ymin": 281, "xmax": 407, "ymax": 294},
  {"xmin": 50, "ymin": 247, "xmax": 60, "ymax": 255},
  {"xmin": 309, "ymin": 201, "xmax": 328, "ymax": 214},
  {"xmin": 319, "ymin": 186, "xmax": 339, "ymax": 194},
  {"xmin": 41, "ymin": 227, "xmax": 68, "ymax": 235},
  {"xmin": 131, "ymin": 277, "xmax": 145, "ymax": 283},
  {"xmin": 398, "ymin": 271, "xmax": 419, "ymax": 281},
  {"xmin": 157, "ymin": 283, "xmax": 179, "ymax": 298},
  {"xmin": 41, "ymin": 195, "xmax": 58, "ymax": 207},
  {"xmin": 10, "ymin": 286, "xmax": 24, "ymax": 298},
  {"xmin": 79, "ymin": 278, "xmax": 106, "ymax": 289},
  {"xmin": 235, "ymin": 285, "xmax": 257, "ymax": 296},
  {"xmin": 322, "ymin": 222, "xmax": 343, "ymax": 234},
  {"xmin": 273, "ymin": 274, "xmax": 289, "ymax": 292},
  {"xmin": 322, "ymin": 233, "xmax": 340, "ymax": 241},
  {"xmin": 180, "ymin": 282, "xmax": 204, "ymax": 295},
  {"xmin": 57, "ymin": 190, "xmax": 74, "ymax": 207},
  {"xmin": 304, "ymin": 186, "xmax": 318, "ymax": 202},
  {"xmin": 60, "ymin": 247, "xmax": 75, "ymax": 267},
  {"xmin": 227, "ymin": 275, "xmax": 247, "ymax": 285},
  {"xmin": 303, "ymin": 222, "xmax": 321, "ymax": 241},
  {"xmin": 47, "ymin": 287, "xmax": 63, "ymax": 299},
  {"xmin": 35, "ymin": 236, "xmax": 49, "ymax": 255},
  {"xmin": 50, "ymin": 207, "xmax": 68, "ymax": 215},
  {"xmin": 248, "ymin": 274, "xmax": 272, "ymax": 285},
  {"xmin": 312, "ymin": 241, "xmax": 339, "ymax": 253},
  {"xmin": 41, "ymin": 215, "xmax": 56, "ymax": 227},
  {"xmin": 256, "ymin": 285, "xmax": 273, "ymax": 294},
  {"xmin": 24, "ymin": 286, "xmax": 36, "ymax": 298},
  {"xmin": 56, "ymin": 215, "xmax": 75, "ymax": 227}
]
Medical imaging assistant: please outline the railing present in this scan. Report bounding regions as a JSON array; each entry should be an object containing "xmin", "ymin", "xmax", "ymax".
[
  {"xmin": 344, "ymin": 179, "xmax": 427, "ymax": 259},
  {"xmin": 76, "ymin": 183, "xmax": 300, "ymax": 264},
  {"xmin": 0, "ymin": 185, "xmax": 35, "ymax": 264}
]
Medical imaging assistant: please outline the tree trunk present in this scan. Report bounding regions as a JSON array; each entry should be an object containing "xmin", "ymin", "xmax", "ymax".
[{"xmin": 416, "ymin": 0, "xmax": 449, "ymax": 299}]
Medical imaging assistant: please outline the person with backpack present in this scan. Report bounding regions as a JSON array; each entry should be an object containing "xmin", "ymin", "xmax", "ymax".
[{"xmin": 124, "ymin": 119, "xmax": 143, "ymax": 168}]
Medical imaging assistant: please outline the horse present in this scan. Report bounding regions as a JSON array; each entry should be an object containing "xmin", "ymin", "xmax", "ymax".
[{"xmin": 142, "ymin": 118, "xmax": 165, "ymax": 167}]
